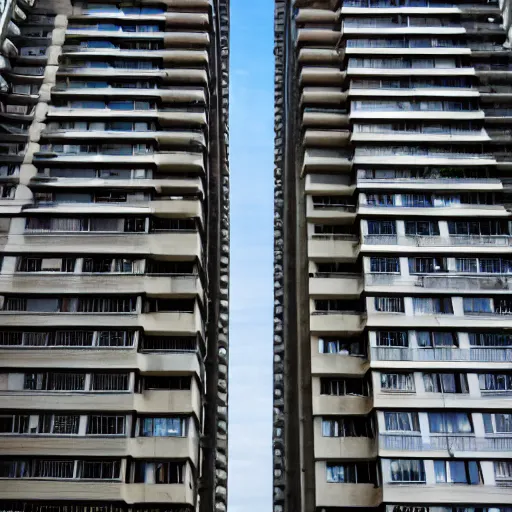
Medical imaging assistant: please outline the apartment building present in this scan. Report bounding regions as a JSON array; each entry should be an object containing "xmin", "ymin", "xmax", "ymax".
[
  {"xmin": 0, "ymin": 0, "xmax": 229, "ymax": 511},
  {"xmin": 274, "ymin": 0, "xmax": 512, "ymax": 511}
]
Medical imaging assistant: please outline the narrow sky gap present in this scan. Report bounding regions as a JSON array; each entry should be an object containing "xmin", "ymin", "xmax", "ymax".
[{"xmin": 228, "ymin": 1, "xmax": 275, "ymax": 511}]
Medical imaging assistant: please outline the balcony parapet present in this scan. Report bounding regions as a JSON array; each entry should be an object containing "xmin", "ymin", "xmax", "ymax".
[
  {"xmin": 365, "ymin": 273, "xmax": 512, "ymax": 292},
  {"xmin": 363, "ymin": 234, "xmax": 511, "ymax": 248},
  {"xmin": 379, "ymin": 433, "xmax": 512, "ymax": 454},
  {"xmin": 371, "ymin": 346, "xmax": 512, "ymax": 363}
]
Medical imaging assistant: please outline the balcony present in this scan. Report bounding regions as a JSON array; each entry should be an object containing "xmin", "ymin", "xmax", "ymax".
[
  {"xmin": 306, "ymin": 203, "xmax": 356, "ymax": 222},
  {"xmin": 315, "ymin": 469, "xmax": 382, "ymax": 508},
  {"xmin": 371, "ymin": 346, "xmax": 512, "ymax": 363},
  {"xmin": 309, "ymin": 274, "xmax": 363, "ymax": 298},
  {"xmin": 303, "ymin": 148, "xmax": 352, "ymax": 173},
  {"xmin": 382, "ymin": 482, "xmax": 512, "ymax": 504},
  {"xmin": 0, "ymin": 480, "xmax": 195, "ymax": 504},
  {"xmin": 314, "ymin": 434, "xmax": 376, "ymax": 460},
  {"xmin": 379, "ymin": 433, "xmax": 512, "ymax": 457},
  {"xmin": 0, "ymin": 435, "xmax": 198, "ymax": 465},
  {"xmin": 0, "ymin": 387, "xmax": 201, "ymax": 416},
  {"xmin": 308, "ymin": 235, "xmax": 360, "ymax": 261},
  {"xmin": 310, "ymin": 311, "xmax": 365, "ymax": 335},
  {"xmin": 5, "ymin": 232, "xmax": 202, "ymax": 259},
  {"xmin": 365, "ymin": 273, "xmax": 512, "ymax": 294},
  {"xmin": 0, "ymin": 349, "xmax": 201, "ymax": 375},
  {"xmin": 0, "ymin": 274, "xmax": 203, "ymax": 298},
  {"xmin": 362, "ymin": 235, "xmax": 511, "ymax": 254}
]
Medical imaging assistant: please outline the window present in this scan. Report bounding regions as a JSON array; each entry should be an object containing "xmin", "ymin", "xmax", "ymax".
[
  {"xmin": 463, "ymin": 297, "xmax": 493, "ymax": 314},
  {"xmin": 410, "ymin": 257, "xmax": 446, "ymax": 274},
  {"xmin": 413, "ymin": 298, "xmax": 453, "ymax": 315},
  {"xmin": 370, "ymin": 257, "xmax": 400, "ymax": 273},
  {"xmin": 366, "ymin": 193, "xmax": 395, "ymax": 206},
  {"xmin": 318, "ymin": 337, "xmax": 365, "ymax": 356},
  {"xmin": 52, "ymin": 331, "xmax": 94, "ymax": 347},
  {"xmin": 449, "ymin": 220, "xmax": 509, "ymax": 236},
  {"xmin": 141, "ymin": 417, "xmax": 187, "ymax": 437},
  {"xmin": 495, "ymin": 462, "xmax": 512, "ymax": 484},
  {"xmin": 375, "ymin": 297, "xmax": 404, "ymax": 313},
  {"xmin": 376, "ymin": 331, "xmax": 408, "ymax": 347},
  {"xmin": 428, "ymin": 413, "xmax": 472, "ymax": 433},
  {"xmin": 320, "ymin": 377, "xmax": 370, "ymax": 396},
  {"xmin": 32, "ymin": 459, "xmax": 74, "ymax": 478},
  {"xmin": 479, "ymin": 373, "xmax": 512, "ymax": 393},
  {"xmin": 87, "ymin": 415, "xmax": 125, "ymax": 435},
  {"xmin": 97, "ymin": 330, "xmax": 135, "ymax": 347},
  {"xmin": 24, "ymin": 372, "xmax": 86, "ymax": 391},
  {"xmin": 423, "ymin": 373, "xmax": 468, "ymax": 393},
  {"xmin": 322, "ymin": 416, "xmax": 373, "ymax": 437},
  {"xmin": 416, "ymin": 331, "xmax": 456, "ymax": 347},
  {"xmin": 480, "ymin": 259, "xmax": 512, "ymax": 274},
  {"xmin": 142, "ymin": 376, "xmax": 191, "ymax": 390},
  {"xmin": 17, "ymin": 257, "xmax": 75, "ymax": 273},
  {"xmin": 381, "ymin": 373, "xmax": 415, "ymax": 392},
  {"xmin": 456, "ymin": 258, "xmax": 478, "ymax": 273},
  {"xmin": 434, "ymin": 460, "xmax": 481, "ymax": 484},
  {"xmin": 90, "ymin": 373, "xmax": 130, "ymax": 391},
  {"xmin": 141, "ymin": 336, "xmax": 197, "ymax": 352},
  {"xmin": 384, "ymin": 412, "xmax": 420, "ymax": 432},
  {"xmin": 327, "ymin": 462, "xmax": 377, "ymax": 483},
  {"xmin": 78, "ymin": 460, "xmax": 121, "ymax": 480},
  {"xmin": 390, "ymin": 459, "xmax": 426, "ymax": 482},
  {"xmin": 405, "ymin": 221, "xmax": 440, "ymax": 236},
  {"xmin": 134, "ymin": 461, "xmax": 185, "ymax": 484},
  {"xmin": 0, "ymin": 415, "xmax": 29, "ymax": 434},
  {"xmin": 38, "ymin": 415, "xmax": 80, "ymax": 434},
  {"xmin": 483, "ymin": 413, "xmax": 512, "ymax": 434},
  {"xmin": 368, "ymin": 220, "xmax": 396, "ymax": 235}
]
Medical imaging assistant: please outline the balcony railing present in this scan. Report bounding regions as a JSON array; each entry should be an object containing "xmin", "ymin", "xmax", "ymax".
[
  {"xmin": 365, "ymin": 273, "xmax": 511, "ymax": 291},
  {"xmin": 363, "ymin": 235, "xmax": 511, "ymax": 247},
  {"xmin": 380, "ymin": 433, "xmax": 512, "ymax": 452},
  {"xmin": 372, "ymin": 346, "xmax": 512, "ymax": 362},
  {"xmin": 311, "ymin": 234, "xmax": 360, "ymax": 241}
]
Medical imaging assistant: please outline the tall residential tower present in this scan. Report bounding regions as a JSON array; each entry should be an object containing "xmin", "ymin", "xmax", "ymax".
[
  {"xmin": 0, "ymin": 0, "xmax": 229, "ymax": 511},
  {"xmin": 274, "ymin": 0, "xmax": 512, "ymax": 511}
]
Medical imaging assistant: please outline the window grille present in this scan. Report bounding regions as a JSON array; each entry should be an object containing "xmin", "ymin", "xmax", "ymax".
[
  {"xmin": 90, "ymin": 373, "xmax": 129, "ymax": 391},
  {"xmin": 87, "ymin": 415, "xmax": 125, "ymax": 435}
]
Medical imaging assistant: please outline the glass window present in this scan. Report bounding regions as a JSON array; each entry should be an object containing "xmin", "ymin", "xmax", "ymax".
[
  {"xmin": 416, "ymin": 331, "xmax": 455, "ymax": 347},
  {"xmin": 390, "ymin": 459, "xmax": 426, "ymax": 482},
  {"xmin": 381, "ymin": 373, "xmax": 415, "ymax": 392},
  {"xmin": 463, "ymin": 298, "xmax": 493, "ymax": 314},
  {"xmin": 141, "ymin": 417, "xmax": 187, "ymax": 437},
  {"xmin": 376, "ymin": 331, "xmax": 408, "ymax": 347},
  {"xmin": 384, "ymin": 412, "xmax": 420, "ymax": 432},
  {"xmin": 375, "ymin": 297, "xmax": 404, "ymax": 312},
  {"xmin": 428, "ymin": 412, "xmax": 473, "ymax": 433},
  {"xmin": 435, "ymin": 460, "xmax": 481, "ymax": 484},
  {"xmin": 423, "ymin": 373, "xmax": 468, "ymax": 393},
  {"xmin": 370, "ymin": 257, "xmax": 400, "ymax": 273}
]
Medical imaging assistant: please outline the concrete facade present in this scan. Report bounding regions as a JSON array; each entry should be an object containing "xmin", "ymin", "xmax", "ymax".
[
  {"xmin": 274, "ymin": 0, "xmax": 512, "ymax": 511},
  {"xmin": 0, "ymin": 0, "xmax": 230, "ymax": 511}
]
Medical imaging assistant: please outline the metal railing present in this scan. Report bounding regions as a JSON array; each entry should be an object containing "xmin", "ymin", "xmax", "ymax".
[
  {"xmin": 365, "ymin": 273, "xmax": 511, "ymax": 290},
  {"xmin": 372, "ymin": 346, "xmax": 512, "ymax": 362},
  {"xmin": 380, "ymin": 434, "xmax": 512, "ymax": 452},
  {"xmin": 363, "ymin": 235, "xmax": 511, "ymax": 247}
]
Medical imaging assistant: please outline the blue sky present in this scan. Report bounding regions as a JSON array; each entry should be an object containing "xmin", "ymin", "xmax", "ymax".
[{"xmin": 228, "ymin": 1, "xmax": 274, "ymax": 511}]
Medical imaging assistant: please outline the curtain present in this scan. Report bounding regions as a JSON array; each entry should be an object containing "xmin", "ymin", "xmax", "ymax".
[
  {"xmin": 390, "ymin": 459, "xmax": 425, "ymax": 482},
  {"xmin": 385, "ymin": 412, "xmax": 419, "ymax": 431}
]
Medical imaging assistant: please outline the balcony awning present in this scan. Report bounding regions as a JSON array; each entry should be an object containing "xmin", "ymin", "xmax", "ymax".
[
  {"xmin": 0, "ymin": 56, "xmax": 10, "ymax": 71},
  {"xmin": 2, "ymin": 39, "xmax": 18, "ymax": 58},
  {"xmin": 0, "ymin": 76, "xmax": 9, "ymax": 92},
  {"xmin": 13, "ymin": 5, "xmax": 26, "ymax": 21},
  {"xmin": 7, "ymin": 21, "xmax": 20, "ymax": 37}
]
